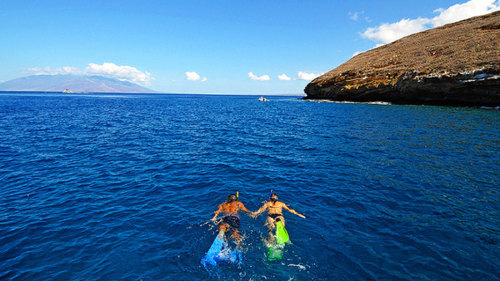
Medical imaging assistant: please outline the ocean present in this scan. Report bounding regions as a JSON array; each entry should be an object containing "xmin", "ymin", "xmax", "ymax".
[{"xmin": 0, "ymin": 92, "xmax": 498, "ymax": 280}]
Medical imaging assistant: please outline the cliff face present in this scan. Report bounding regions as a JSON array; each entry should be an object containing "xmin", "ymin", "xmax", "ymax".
[{"xmin": 304, "ymin": 11, "xmax": 500, "ymax": 106}]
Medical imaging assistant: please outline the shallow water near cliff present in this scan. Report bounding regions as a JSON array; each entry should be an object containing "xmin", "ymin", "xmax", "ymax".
[{"xmin": 0, "ymin": 92, "xmax": 498, "ymax": 280}]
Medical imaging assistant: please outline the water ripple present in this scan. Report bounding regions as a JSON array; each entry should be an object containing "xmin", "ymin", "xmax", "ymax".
[{"xmin": 0, "ymin": 93, "xmax": 498, "ymax": 280}]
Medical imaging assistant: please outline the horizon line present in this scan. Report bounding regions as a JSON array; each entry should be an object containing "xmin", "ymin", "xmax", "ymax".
[{"xmin": 0, "ymin": 90, "xmax": 306, "ymax": 96}]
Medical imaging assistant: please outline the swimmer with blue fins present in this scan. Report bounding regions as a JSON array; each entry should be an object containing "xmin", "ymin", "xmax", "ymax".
[{"xmin": 211, "ymin": 193, "xmax": 252, "ymax": 243}]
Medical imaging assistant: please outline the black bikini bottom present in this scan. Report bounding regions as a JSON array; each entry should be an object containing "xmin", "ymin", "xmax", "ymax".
[{"xmin": 268, "ymin": 213, "xmax": 282, "ymax": 221}]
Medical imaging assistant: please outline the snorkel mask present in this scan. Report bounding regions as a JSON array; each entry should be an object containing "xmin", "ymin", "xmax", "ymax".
[
  {"xmin": 269, "ymin": 191, "xmax": 278, "ymax": 202},
  {"xmin": 227, "ymin": 194, "xmax": 237, "ymax": 203}
]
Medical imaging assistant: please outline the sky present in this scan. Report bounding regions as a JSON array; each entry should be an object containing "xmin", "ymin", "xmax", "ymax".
[{"xmin": 1, "ymin": 0, "xmax": 499, "ymax": 95}]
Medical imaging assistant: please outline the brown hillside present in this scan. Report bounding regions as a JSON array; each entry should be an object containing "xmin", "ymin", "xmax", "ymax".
[{"xmin": 304, "ymin": 11, "xmax": 500, "ymax": 106}]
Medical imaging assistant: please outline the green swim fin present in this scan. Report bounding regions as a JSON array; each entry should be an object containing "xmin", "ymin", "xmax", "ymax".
[
  {"xmin": 275, "ymin": 220, "xmax": 289, "ymax": 244},
  {"xmin": 267, "ymin": 220, "xmax": 289, "ymax": 261}
]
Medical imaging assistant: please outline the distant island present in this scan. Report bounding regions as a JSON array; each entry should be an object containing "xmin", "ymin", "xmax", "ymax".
[
  {"xmin": 0, "ymin": 75, "xmax": 155, "ymax": 93},
  {"xmin": 304, "ymin": 11, "xmax": 500, "ymax": 106}
]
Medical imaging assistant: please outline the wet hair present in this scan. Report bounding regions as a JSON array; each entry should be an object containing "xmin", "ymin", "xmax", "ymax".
[
  {"xmin": 227, "ymin": 194, "xmax": 237, "ymax": 203},
  {"xmin": 270, "ymin": 193, "xmax": 278, "ymax": 202}
]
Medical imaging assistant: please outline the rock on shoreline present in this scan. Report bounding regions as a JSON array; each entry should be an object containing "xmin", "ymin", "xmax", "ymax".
[{"xmin": 304, "ymin": 11, "xmax": 500, "ymax": 106}]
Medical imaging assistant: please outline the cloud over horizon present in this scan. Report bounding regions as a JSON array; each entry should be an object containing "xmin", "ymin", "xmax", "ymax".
[
  {"xmin": 248, "ymin": 72, "xmax": 270, "ymax": 81},
  {"xmin": 186, "ymin": 71, "xmax": 200, "ymax": 81},
  {"xmin": 25, "ymin": 63, "xmax": 152, "ymax": 85},
  {"xmin": 361, "ymin": 0, "xmax": 500, "ymax": 44},
  {"xmin": 25, "ymin": 66, "xmax": 82, "ymax": 76},
  {"xmin": 185, "ymin": 72, "xmax": 207, "ymax": 82},
  {"xmin": 278, "ymin": 73, "xmax": 291, "ymax": 81},
  {"xmin": 86, "ymin": 63, "xmax": 151, "ymax": 85},
  {"xmin": 297, "ymin": 72, "xmax": 322, "ymax": 81}
]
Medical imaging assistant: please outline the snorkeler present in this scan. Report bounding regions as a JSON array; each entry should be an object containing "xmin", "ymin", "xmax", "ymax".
[
  {"xmin": 211, "ymin": 193, "xmax": 252, "ymax": 243},
  {"xmin": 252, "ymin": 192, "xmax": 306, "ymax": 242}
]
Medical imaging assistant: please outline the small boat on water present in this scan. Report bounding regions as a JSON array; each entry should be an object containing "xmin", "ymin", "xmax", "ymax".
[
  {"xmin": 62, "ymin": 89, "xmax": 72, "ymax": 93},
  {"xmin": 259, "ymin": 96, "xmax": 269, "ymax": 102}
]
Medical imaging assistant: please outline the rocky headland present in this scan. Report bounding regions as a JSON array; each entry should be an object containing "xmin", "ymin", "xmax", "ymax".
[{"xmin": 304, "ymin": 11, "xmax": 500, "ymax": 106}]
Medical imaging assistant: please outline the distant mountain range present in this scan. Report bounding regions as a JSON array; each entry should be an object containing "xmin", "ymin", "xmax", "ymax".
[{"xmin": 0, "ymin": 75, "xmax": 155, "ymax": 93}]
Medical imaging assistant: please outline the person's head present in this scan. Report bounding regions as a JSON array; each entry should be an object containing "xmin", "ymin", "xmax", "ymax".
[
  {"xmin": 270, "ymin": 193, "xmax": 278, "ymax": 202},
  {"xmin": 227, "ymin": 193, "xmax": 237, "ymax": 203}
]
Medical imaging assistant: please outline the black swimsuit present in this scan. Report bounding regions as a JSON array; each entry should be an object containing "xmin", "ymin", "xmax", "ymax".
[
  {"xmin": 268, "ymin": 213, "xmax": 282, "ymax": 221},
  {"xmin": 221, "ymin": 214, "xmax": 240, "ymax": 229}
]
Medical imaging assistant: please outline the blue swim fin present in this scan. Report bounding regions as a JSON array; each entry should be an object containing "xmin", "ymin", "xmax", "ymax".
[{"xmin": 201, "ymin": 230, "xmax": 225, "ymax": 267}]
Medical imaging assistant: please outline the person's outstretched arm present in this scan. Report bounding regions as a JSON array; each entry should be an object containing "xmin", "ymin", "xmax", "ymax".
[
  {"xmin": 283, "ymin": 203, "xmax": 306, "ymax": 218},
  {"xmin": 238, "ymin": 202, "xmax": 253, "ymax": 216},
  {"xmin": 251, "ymin": 203, "xmax": 268, "ymax": 218},
  {"xmin": 211, "ymin": 205, "xmax": 222, "ymax": 222}
]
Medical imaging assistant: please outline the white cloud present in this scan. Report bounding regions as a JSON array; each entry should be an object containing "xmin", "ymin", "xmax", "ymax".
[
  {"xmin": 361, "ymin": 0, "xmax": 500, "ymax": 44},
  {"xmin": 24, "ymin": 63, "xmax": 152, "ymax": 85},
  {"xmin": 86, "ymin": 63, "xmax": 151, "ymax": 84},
  {"xmin": 278, "ymin": 73, "xmax": 291, "ymax": 81},
  {"xmin": 361, "ymin": 17, "xmax": 430, "ymax": 44},
  {"xmin": 297, "ymin": 72, "xmax": 322, "ymax": 81},
  {"xmin": 186, "ymin": 71, "xmax": 201, "ymax": 81},
  {"xmin": 248, "ymin": 72, "xmax": 270, "ymax": 81},
  {"xmin": 352, "ymin": 51, "xmax": 363, "ymax": 58},
  {"xmin": 352, "ymin": 44, "xmax": 385, "ymax": 58},
  {"xmin": 349, "ymin": 11, "xmax": 370, "ymax": 22},
  {"xmin": 61, "ymin": 66, "xmax": 80, "ymax": 74},
  {"xmin": 185, "ymin": 72, "xmax": 207, "ymax": 82},
  {"xmin": 431, "ymin": 0, "xmax": 500, "ymax": 26},
  {"xmin": 349, "ymin": 12, "xmax": 359, "ymax": 21},
  {"xmin": 24, "ymin": 66, "xmax": 82, "ymax": 75}
]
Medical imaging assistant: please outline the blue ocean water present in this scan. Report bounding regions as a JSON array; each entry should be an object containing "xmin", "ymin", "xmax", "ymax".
[{"xmin": 0, "ymin": 92, "xmax": 498, "ymax": 280}]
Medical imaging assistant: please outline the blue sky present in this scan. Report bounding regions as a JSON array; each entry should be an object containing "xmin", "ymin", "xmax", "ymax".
[{"xmin": 1, "ymin": 0, "xmax": 498, "ymax": 94}]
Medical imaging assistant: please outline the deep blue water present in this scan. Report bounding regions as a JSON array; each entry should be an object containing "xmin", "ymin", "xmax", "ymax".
[{"xmin": 0, "ymin": 92, "xmax": 498, "ymax": 280}]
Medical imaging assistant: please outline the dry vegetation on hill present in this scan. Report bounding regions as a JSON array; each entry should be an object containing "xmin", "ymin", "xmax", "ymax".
[{"xmin": 305, "ymin": 11, "xmax": 500, "ymax": 106}]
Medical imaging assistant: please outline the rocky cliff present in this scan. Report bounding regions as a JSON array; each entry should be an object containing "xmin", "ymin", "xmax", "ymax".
[{"xmin": 304, "ymin": 11, "xmax": 500, "ymax": 106}]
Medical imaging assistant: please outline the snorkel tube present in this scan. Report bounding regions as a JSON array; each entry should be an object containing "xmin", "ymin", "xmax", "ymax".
[
  {"xmin": 269, "ymin": 190, "xmax": 278, "ymax": 203},
  {"xmin": 269, "ymin": 189, "xmax": 280, "ymax": 204}
]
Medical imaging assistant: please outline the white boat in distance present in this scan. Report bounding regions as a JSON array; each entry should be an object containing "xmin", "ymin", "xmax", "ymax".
[{"xmin": 258, "ymin": 96, "xmax": 269, "ymax": 102}]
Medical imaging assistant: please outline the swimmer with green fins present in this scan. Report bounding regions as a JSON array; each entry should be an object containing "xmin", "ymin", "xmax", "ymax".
[{"xmin": 252, "ymin": 192, "xmax": 306, "ymax": 243}]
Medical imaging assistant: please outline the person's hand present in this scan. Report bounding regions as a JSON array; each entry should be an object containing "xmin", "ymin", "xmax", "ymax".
[
  {"xmin": 211, "ymin": 218, "xmax": 221, "ymax": 225},
  {"xmin": 298, "ymin": 214, "xmax": 306, "ymax": 219}
]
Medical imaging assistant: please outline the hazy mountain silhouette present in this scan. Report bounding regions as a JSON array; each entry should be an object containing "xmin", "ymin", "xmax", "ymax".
[{"xmin": 0, "ymin": 75, "xmax": 155, "ymax": 93}]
